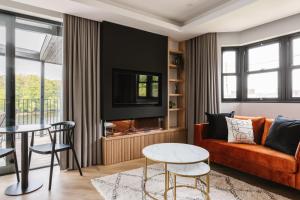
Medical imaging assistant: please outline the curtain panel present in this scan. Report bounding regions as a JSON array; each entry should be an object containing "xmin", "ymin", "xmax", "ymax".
[
  {"xmin": 62, "ymin": 14, "xmax": 101, "ymax": 169},
  {"xmin": 185, "ymin": 33, "xmax": 219, "ymax": 144}
]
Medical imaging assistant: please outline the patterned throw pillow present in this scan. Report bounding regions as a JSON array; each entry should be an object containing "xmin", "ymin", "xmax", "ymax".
[{"xmin": 225, "ymin": 117, "xmax": 255, "ymax": 144}]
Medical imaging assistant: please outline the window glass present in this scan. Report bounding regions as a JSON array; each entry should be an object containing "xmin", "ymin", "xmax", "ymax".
[
  {"xmin": 15, "ymin": 58, "xmax": 41, "ymax": 124},
  {"xmin": 0, "ymin": 26, "xmax": 5, "ymax": 45},
  {"xmin": 223, "ymin": 76, "xmax": 237, "ymax": 99},
  {"xmin": 292, "ymin": 69, "xmax": 300, "ymax": 97},
  {"xmin": 0, "ymin": 25, "xmax": 6, "ymax": 153},
  {"xmin": 292, "ymin": 38, "xmax": 300, "ymax": 66},
  {"xmin": 222, "ymin": 51, "xmax": 236, "ymax": 73},
  {"xmin": 16, "ymin": 29, "xmax": 46, "ymax": 52},
  {"xmin": 247, "ymin": 72, "xmax": 278, "ymax": 98},
  {"xmin": 0, "ymin": 26, "xmax": 5, "ymax": 116},
  {"xmin": 248, "ymin": 43, "xmax": 279, "ymax": 71},
  {"xmin": 45, "ymin": 63, "xmax": 62, "ymax": 123}
]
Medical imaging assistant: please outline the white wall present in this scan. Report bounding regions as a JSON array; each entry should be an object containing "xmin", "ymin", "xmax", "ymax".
[{"xmin": 218, "ymin": 13, "xmax": 300, "ymax": 119}]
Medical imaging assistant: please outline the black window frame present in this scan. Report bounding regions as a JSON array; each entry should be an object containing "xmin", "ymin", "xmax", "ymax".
[
  {"xmin": 0, "ymin": 10, "xmax": 63, "ymax": 174},
  {"xmin": 288, "ymin": 33, "xmax": 300, "ymax": 101},
  {"xmin": 221, "ymin": 32, "xmax": 300, "ymax": 103},
  {"xmin": 221, "ymin": 47, "xmax": 240, "ymax": 101}
]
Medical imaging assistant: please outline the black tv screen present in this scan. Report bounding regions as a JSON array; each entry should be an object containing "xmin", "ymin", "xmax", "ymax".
[{"xmin": 112, "ymin": 69, "xmax": 161, "ymax": 106}]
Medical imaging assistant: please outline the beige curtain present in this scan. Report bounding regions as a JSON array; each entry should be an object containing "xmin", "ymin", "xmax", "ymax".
[
  {"xmin": 62, "ymin": 14, "xmax": 101, "ymax": 169},
  {"xmin": 185, "ymin": 33, "xmax": 219, "ymax": 144}
]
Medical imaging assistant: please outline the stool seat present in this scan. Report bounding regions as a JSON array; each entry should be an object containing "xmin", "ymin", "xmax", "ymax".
[{"xmin": 168, "ymin": 162, "xmax": 210, "ymax": 177}]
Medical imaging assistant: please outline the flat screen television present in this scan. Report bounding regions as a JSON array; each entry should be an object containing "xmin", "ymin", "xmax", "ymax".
[{"xmin": 112, "ymin": 69, "xmax": 162, "ymax": 106}]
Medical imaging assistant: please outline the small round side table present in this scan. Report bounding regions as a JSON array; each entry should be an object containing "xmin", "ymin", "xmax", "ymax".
[
  {"xmin": 142, "ymin": 143, "xmax": 209, "ymax": 200},
  {"xmin": 167, "ymin": 162, "xmax": 210, "ymax": 200}
]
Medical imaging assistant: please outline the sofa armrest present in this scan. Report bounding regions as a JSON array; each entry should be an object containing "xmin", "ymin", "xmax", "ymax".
[{"xmin": 194, "ymin": 123, "xmax": 208, "ymax": 146}]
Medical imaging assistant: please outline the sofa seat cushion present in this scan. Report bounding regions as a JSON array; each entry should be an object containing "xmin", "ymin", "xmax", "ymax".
[{"xmin": 199, "ymin": 139, "xmax": 297, "ymax": 173}]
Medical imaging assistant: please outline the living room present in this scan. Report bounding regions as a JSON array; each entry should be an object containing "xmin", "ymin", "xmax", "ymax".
[{"xmin": 0, "ymin": 0, "xmax": 299, "ymax": 200}]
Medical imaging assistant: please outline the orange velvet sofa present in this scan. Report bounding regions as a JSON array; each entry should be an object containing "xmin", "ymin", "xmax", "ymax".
[{"xmin": 194, "ymin": 116, "xmax": 300, "ymax": 190}]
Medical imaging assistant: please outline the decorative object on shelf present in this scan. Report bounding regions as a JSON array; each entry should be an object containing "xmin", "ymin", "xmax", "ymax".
[
  {"xmin": 169, "ymin": 101, "xmax": 176, "ymax": 109},
  {"xmin": 174, "ymin": 54, "xmax": 183, "ymax": 66},
  {"xmin": 174, "ymin": 83, "xmax": 179, "ymax": 94}
]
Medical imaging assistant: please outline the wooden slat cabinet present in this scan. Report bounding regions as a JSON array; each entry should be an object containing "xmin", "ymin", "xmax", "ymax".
[{"xmin": 102, "ymin": 128, "xmax": 186, "ymax": 165}]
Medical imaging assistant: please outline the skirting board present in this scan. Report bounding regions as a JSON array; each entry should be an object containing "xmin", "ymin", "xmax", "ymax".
[{"xmin": 102, "ymin": 128, "xmax": 187, "ymax": 165}]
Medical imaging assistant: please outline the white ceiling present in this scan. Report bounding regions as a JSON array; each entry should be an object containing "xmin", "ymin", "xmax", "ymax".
[
  {"xmin": 2, "ymin": 0, "xmax": 300, "ymax": 41},
  {"xmin": 104, "ymin": 0, "xmax": 230, "ymax": 24}
]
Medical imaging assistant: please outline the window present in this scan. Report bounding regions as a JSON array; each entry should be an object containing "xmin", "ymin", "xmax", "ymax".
[
  {"xmin": 222, "ymin": 50, "xmax": 238, "ymax": 99},
  {"xmin": 248, "ymin": 43, "xmax": 279, "ymax": 71},
  {"xmin": 247, "ymin": 72, "xmax": 278, "ymax": 98},
  {"xmin": 222, "ymin": 33, "xmax": 300, "ymax": 102},
  {"xmin": 246, "ymin": 43, "xmax": 280, "ymax": 99},
  {"xmin": 0, "ymin": 11, "xmax": 62, "ymax": 173},
  {"xmin": 292, "ymin": 69, "xmax": 300, "ymax": 97},
  {"xmin": 291, "ymin": 37, "xmax": 300, "ymax": 99}
]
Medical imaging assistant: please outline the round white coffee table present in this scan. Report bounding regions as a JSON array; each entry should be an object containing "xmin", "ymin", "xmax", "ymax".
[{"xmin": 142, "ymin": 143, "xmax": 209, "ymax": 200}]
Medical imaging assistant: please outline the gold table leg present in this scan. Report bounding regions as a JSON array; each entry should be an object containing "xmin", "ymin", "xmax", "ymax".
[
  {"xmin": 206, "ymin": 174, "xmax": 210, "ymax": 200},
  {"xmin": 174, "ymin": 174, "xmax": 177, "ymax": 200},
  {"xmin": 164, "ymin": 163, "xmax": 168, "ymax": 200},
  {"xmin": 144, "ymin": 158, "xmax": 148, "ymax": 181}
]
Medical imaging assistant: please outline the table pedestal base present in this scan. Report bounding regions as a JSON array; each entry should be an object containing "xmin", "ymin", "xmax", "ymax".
[{"xmin": 5, "ymin": 181, "xmax": 43, "ymax": 196}]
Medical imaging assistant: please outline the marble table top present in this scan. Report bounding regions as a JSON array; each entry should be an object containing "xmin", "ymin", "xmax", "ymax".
[
  {"xmin": 0, "ymin": 124, "xmax": 51, "ymax": 134},
  {"xmin": 168, "ymin": 162, "xmax": 210, "ymax": 176},
  {"xmin": 142, "ymin": 143, "xmax": 209, "ymax": 164}
]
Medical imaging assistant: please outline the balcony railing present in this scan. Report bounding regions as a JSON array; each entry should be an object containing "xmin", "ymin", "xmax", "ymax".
[
  {"xmin": 0, "ymin": 98, "xmax": 61, "ymax": 126},
  {"xmin": 0, "ymin": 98, "xmax": 61, "ymax": 169}
]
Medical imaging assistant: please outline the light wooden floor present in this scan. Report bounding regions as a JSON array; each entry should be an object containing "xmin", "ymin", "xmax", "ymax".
[
  {"xmin": 0, "ymin": 159, "xmax": 147, "ymax": 200},
  {"xmin": 0, "ymin": 159, "xmax": 299, "ymax": 200}
]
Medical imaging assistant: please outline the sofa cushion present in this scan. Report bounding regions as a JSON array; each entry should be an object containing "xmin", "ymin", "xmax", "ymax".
[
  {"xmin": 226, "ymin": 117, "xmax": 255, "ymax": 144},
  {"xmin": 265, "ymin": 116, "xmax": 300, "ymax": 155},
  {"xmin": 199, "ymin": 139, "xmax": 297, "ymax": 173},
  {"xmin": 205, "ymin": 111, "xmax": 235, "ymax": 140},
  {"xmin": 235, "ymin": 116, "xmax": 265, "ymax": 144},
  {"xmin": 261, "ymin": 118, "xmax": 274, "ymax": 145}
]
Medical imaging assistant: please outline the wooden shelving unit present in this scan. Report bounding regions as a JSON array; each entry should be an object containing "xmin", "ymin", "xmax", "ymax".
[{"xmin": 165, "ymin": 38, "xmax": 186, "ymax": 131}]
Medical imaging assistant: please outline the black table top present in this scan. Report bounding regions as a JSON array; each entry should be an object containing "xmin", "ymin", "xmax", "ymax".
[{"xmin": 0, "ymin": 124, "xmax": 51, "ymax": 134}]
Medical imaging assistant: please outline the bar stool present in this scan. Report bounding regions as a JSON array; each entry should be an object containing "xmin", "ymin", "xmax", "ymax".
[{"xmin": 166, "ymin": 162, "xmax": 210, "ymax": 200}]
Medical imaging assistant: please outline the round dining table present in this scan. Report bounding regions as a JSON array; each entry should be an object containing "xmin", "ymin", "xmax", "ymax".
[{"xmin": 0, "ymin": 124, "xmax": 51, "ymax": 196}]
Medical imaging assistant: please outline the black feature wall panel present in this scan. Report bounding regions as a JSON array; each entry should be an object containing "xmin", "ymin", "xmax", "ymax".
[{"xmin": 101, "ymin": 21, "xmax": 168, "ymax": 120}]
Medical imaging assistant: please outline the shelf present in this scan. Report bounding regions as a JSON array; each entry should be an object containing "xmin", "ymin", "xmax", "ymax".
[
  {"xmin": 169, "ymin": 50, "xmax": 183, "ymax": 55},
  {"xmin": 169, "ymin": 64, "xmax": 177, "ymax": 68},
  {"xmin": 169, "ymin": 127, "xmax": 186, "ymax": 131},
  {"xmin": 169, "ymin": 108, "xmax": 184, "ymax": 111},
  {"xmin": 169, "ymin": 79, "xmax": 183, "ymax": 82},
  {"xmin": 169, "ymin": 93, "xmax": 183, "ymax": 97}
]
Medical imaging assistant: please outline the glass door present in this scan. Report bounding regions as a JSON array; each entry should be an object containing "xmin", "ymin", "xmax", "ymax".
[
  {"xmin": 0, "ymin": 12, "xmax": 63, "ymax": 173},
  {"xmin": 0, "ymin": 13, "xmax": 16, "ymax": 175}
]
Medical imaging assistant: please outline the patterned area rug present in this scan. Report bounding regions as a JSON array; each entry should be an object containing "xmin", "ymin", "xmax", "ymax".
[{"xmin": 91, "ymin": 163, "xmax": 290, "ymax": 200}]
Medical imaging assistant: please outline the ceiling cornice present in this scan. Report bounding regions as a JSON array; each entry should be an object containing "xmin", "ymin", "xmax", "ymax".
[{"xmin": 4, "ymin": 0, "xmax": 300, "ymax": 41}]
